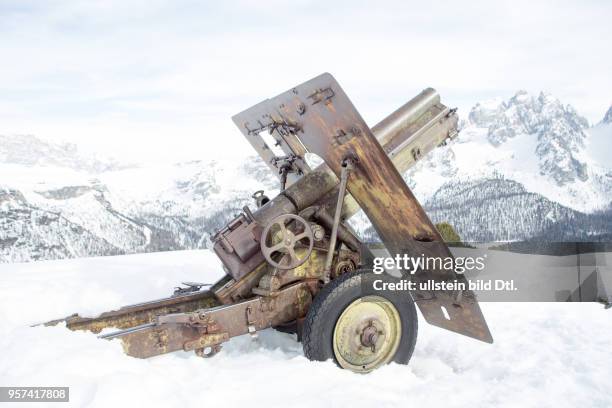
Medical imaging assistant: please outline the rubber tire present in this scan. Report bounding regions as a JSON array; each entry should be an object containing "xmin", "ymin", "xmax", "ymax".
[{"xmin": 302, "ymin": 270, "xmax": 418, "ymax": 369}]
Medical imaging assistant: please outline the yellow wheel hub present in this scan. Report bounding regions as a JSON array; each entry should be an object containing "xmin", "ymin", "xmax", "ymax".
[{"xmin": 333, "ymin": 296, "xmax": 402, "ymax": 372}]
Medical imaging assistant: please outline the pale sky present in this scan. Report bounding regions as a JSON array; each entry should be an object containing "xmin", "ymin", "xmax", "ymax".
[{"xmin": 1, "ymin": 0, "xmax": 610, "ymax": 163}]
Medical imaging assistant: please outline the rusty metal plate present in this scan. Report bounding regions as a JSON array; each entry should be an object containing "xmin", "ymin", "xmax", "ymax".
[{"xmin": 233, "ymin": 73, "xmax": 492, "ymax": 343}]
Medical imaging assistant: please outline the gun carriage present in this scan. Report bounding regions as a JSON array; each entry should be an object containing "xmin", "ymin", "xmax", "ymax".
[{"xmin": 48, "ymin": 74, "xmax": 491, "ymax": 372}]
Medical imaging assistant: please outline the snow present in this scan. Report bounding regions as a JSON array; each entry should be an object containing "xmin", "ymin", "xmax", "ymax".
[
  {"xmin": 587, "ymin": 123, "xmax": 612, "ymax": 168},
  {"xmin": 1, "ymin": 250, "xmax": 611, "ymax": 407},
  {"xmin": 0, "ymin": 163, "xmax": 92, "ymax": 191}
]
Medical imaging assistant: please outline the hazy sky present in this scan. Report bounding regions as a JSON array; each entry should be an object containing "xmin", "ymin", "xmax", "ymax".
[{"xmin": 1, "ymin": 0, "xmax": 610, "ymax": 163}]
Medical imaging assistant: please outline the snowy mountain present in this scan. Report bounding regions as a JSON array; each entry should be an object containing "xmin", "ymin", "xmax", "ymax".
[
  {"xmin": 393, "ymin": 91, "xmax": 612, "ymax": 242},
  {"xmin": 0, "ymin": 136, "xmax": 275, "ymax": 262},
  {"xmin": 0, "ymin": 160, "xmax": 276, "ymax": 262},
  {"xmin": 425, "ymin": 178, "xmax": 612, "ymax": 242},
  {"xmin": 353, "ymin": 177, "xmax": 612, "ymax": 244},
  {"xmin": 0, "ymin": 134, "xmax": 126, "ymax": 173},
  {"xmin": 471, "ymin": 91, "xmax": 589, "ymax": 185},
  {"xmin": 1, "ymin": 92, "xmax": 611, "ymax": 262},
  {"xmin": 406, "ymin": 91, "xmax": 611, "ymax": 213},
  {"xmin": 602, "ymin": 106, "xmax": 612, "ymax": 124}
]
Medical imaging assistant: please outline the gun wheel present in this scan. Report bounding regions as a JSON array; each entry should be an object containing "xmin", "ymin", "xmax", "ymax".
[
  {"xmin": 332, "ymin": 295, "xmax": 401, "ymax": 371},
  {"xmin": 302, "ymin": 271, "xmax": 418, "ymax": 373}
]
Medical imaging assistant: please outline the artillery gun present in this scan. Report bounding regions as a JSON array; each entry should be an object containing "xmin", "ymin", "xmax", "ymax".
[{"xmin": 48, "ymin": 74, "xmax": 492, "ymax": 372}]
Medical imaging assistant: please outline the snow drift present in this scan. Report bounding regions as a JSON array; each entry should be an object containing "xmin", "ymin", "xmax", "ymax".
[{"xmin": 0, "ymin": 250, "xmax": 610, "ymax": 408}]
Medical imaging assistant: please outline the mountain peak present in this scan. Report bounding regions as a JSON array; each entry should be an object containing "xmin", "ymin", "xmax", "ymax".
[
  {"xmin": 467, "ymin": 91, "xmax": 590, "ymax": 186},
  {"xmin": 510, "ymin": 89, "xmax": 530, "ymax": 103},
  {"xmin": 469, "ymin": 90, "xmax": 588, "ymax": 140},
  {"xmin": 602, "ymin": 106, "xmax": 612, "ymax": 124},
  {"xmin": 536, "ymin": 91, "xmax": 556, "ymax": 104},
  {"xmin": 0, "ymin": 134, "xmax": 125, "ymax": 173}
]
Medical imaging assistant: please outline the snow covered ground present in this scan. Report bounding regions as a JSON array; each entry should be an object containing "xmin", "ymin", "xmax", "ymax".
[{"xmin": 1, "ymin": 250, "xmax": 611, "ymax": 408}]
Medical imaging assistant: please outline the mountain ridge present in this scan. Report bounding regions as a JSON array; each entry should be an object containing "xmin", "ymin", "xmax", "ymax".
[
  {"xmin": 1, "ymin": 92, "xmax": 611, "ymax": 262},
  {"xmin": 602, "ymin": 106, "xmax": 612, "ymax": 124}
]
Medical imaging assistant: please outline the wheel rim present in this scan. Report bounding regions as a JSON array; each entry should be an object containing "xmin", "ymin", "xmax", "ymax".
[
  {"xmin": 332, "ymin": 295, "xmax": 402, "ymax": 372},
  {"xmin": 260, "ymin": 214, "xmax": 313, "ymax": 270}
]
